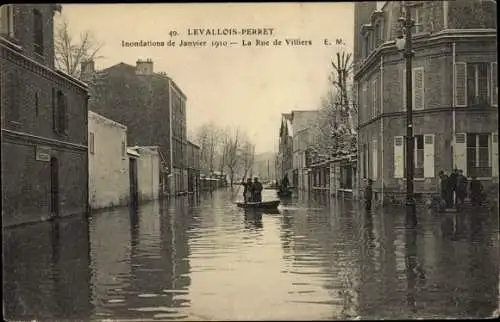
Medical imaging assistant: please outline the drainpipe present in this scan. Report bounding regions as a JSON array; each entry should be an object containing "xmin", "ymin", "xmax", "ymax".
[
  {"xmin": 380, "ymin": 55, "xmax": 384, "ymax": 205},
  {"xmin": 452, "ymin": 42, "xmax": 456, "ymax": 168}
]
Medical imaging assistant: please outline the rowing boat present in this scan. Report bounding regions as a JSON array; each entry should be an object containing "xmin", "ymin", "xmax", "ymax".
[
  {"xmin": 277, "ymin": 190, "xmax": 292, "ymax": 198},
  {"xmin": 236, "ymin": 200, "xmax": 280, "ymax": 210}
]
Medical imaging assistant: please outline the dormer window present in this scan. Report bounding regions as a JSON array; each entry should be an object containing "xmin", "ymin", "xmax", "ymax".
[
  {"xmin": 0, "ymin": 4, "xmax": 15, "ymax": 37},
  {"xmin": 33, "ymin": 9, "xmax": 44, "ymax": 55}
]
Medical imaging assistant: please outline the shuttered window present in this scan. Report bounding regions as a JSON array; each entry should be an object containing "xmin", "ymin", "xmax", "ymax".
[
  {"xmin": 372, "ymin": 139, "xmax": 378, "ymax": 179},
  {"xmin": 362, "ymin": 83, "xmax": 368, "ymax": 122},
  {"xmin": 453, "ymin": 133, "xmax": 467, "ymax": 175},
  {"xmin": 89, "ymin": 132, "xmax": 95, "ymax": 154},
  {"xmin": 372, "ymin": 78, "xmax": 377, "ymax": 118},
  {"xmin": 0, "ymin": 5, "xmax": 15, "ymax": 37},
  {"xmin": 52, "ymin": 88, "xmax": 58, "ymax": 132},
  {"xmin": 423, "ymin": 134, "xmax": 435, "ymax": 178},
  {"xmin": 9, "ymin": 70, "xmax": 20, "ymax": 121},
  {"xmin": 394, "ymin": 136, "xmax": 404, "ymax": 178},
  {"xmin": 491, "ymin": 62, "xmax": 498, "ymax": 107},
  {"xmin": 492, "ymin": 132, "xmax": 498, "ymax": 177},
  {"xmin": 413, "ymin": 67, "xmax": 424, "ymax": 110},
  {"xmin": 455, "ymin": 62, "xmax": 467, "ymax": 107}
]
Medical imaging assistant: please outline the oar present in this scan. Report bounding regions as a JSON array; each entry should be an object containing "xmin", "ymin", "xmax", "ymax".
[{"xmin": 233, "ymin": 164, "xmax": 252, "ymax": 202}]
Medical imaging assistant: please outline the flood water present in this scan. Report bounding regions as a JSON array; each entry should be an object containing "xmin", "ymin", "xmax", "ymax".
[{"xmin": 3, "ymin": 188, "xmax": 499, "ymax": 320}]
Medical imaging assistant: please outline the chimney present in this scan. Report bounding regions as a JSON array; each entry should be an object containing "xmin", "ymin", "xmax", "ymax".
[
  {"xmin": 136, "ymin": 58, "xmax": 154, "ymax": 75},
  {"xmin": 80, "ymin": 59, "xmax": 95, "ymax": 82}
]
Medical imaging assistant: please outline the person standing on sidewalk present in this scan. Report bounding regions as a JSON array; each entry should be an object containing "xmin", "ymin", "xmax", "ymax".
[{"xmin": 364, "ymin": 179, "xmax": 373, "ymax": 212}]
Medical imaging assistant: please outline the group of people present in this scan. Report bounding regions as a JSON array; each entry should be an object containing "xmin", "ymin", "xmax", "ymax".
[
  {"xmin": 439, "ymin": 169, "xmax": 485, "ymax": 209},
  {"xmin": 241, "ymin": 177, "xmax": 264, "ymax": 203}
]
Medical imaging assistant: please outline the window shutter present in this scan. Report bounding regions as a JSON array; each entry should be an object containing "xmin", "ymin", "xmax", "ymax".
[
  {"xmin": 491, "ymin": 62, "xmax": 497, "ymax": 107},
  {"xmin": 413, "ymin": 67, "xmax": 424, "ymax": 110},
  {"xmin": 362, "ymin": 83, "xmax": 368, "ymax": 122},
  {"xmin": 372, "ymin": 78, "xmax": 378, "ymax": 117},
  {"xmin": 454, "ymin": 133, "xmax": 467, "ymax": 176},
  {"xmin": 394, "ymin": 136, "xmax": 404, "ymax": 178},
  {"xmin": 423, "ymin": 134, "xmax": 435, "ymax": 178},
  {"xmin": 402, "ymin": 67, "xmax": 406, "ymax": 111},
  {"xmin": 492, "ymin": 132, "xmax": 498, "ymax": 177},
  {"xmin": 455, "ymin": 62, "xmax": 467, "ymax": 107},
  {"xmin": 372, "ymin": 139, "xmax": 378, "ymax": 179}
]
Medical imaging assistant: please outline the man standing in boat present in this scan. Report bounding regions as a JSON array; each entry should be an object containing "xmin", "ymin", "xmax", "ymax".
[
  {"xmin": 241, "ymin": 178, "xmax": 253, "ymax": 202},
  {"xmin": 252, "ymin": 177, "xmax": 264, "ymax": 202},
  {"xmin": 281, "ymin": 174, "xmax": 289, "ymax": 193}
]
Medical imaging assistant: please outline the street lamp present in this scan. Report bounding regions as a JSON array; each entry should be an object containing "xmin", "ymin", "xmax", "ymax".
[{"xmin": 396, "ymin": 2, "xmax": 417, "ymax": 225}]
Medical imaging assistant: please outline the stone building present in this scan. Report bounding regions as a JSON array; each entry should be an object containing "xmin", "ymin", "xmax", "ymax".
[
  {"xmin": 1, "ymin": 4, "xmax": 89, "ymax": 227},
  {"xmin": 88, "ymin": 111, "xmax": 129, "ymax": 209},
  {"xmin": 82, "ymin": 59, "xmax": 188, "ymax": 197},
  {"xmin": 354, "ymin": 1, "xmax": 498, "ymax": 204}
]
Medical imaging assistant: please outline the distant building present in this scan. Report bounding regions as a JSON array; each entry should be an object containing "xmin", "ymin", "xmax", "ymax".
[
  {"xmin": 290, "ymin": 110, "xmax": 320, "ymax": 192},
  {"xmin": 88, "ymin": 111, "xmax": 129, "ymax": 209},
  {"xmin": 354, "ymin": 1, "xmax": 498, "ymax": 204},
  {"xmin": 277, "ymin": 113, "xmax": 293, "ymax": 183},
  {"xmin": 1, "ymin": 4, "xmax": 89, "ymax": 227},
  {"xmin": 82, "ymin": 59, "xmax": 189, "ymax": 197},
  {"xmin": 186, "ymin": 141, "xmax": 200, "ymax": 193}
]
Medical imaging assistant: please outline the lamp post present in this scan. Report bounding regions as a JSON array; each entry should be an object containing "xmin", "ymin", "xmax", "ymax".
[{"xmin": 395, "ymin": 2, "xmax": 417, "ymax": 225}]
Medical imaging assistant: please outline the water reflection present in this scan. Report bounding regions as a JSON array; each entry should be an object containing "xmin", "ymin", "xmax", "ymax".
[{"xmin": 2, "ymin": 190, "xmax": 499, "ymax": 320}]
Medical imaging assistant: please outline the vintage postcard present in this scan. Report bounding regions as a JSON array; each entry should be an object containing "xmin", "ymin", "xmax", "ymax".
[{"xmin": 1, "ymin": 2, "xmax": 498, "ymax": 321}]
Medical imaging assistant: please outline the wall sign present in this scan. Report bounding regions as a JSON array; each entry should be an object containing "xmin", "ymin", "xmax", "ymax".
[{"xmin": 36, "ymin": 146, "xmax": 51, "ymax": 162}]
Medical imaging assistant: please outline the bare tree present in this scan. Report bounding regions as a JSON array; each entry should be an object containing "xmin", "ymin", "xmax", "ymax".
[
  {"xmin": 54, "ymin": 16, "xmax": 104, "ymax": 78},
  {"xmin": 314, "ymin": 42, "xmax": 357, "ymax": 159}
]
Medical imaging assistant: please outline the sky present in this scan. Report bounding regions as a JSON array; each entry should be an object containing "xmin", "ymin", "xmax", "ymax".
[{"xmin": 56, "ymin": 3, "xmax": 357, "ymax": 154}]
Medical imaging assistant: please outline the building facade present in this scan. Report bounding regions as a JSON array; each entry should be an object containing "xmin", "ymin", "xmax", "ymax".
[
  {"xmin": 132, "ymin": 146, "xmax": 160, "ymax": 202},
  {"xmin": 83, "ymin": 59, "xmax": 189, "ymax": 197},
  {"xmin": 290, "ymin": 110, "xmax": 320, "ymax": 192},
  {"xmin": 277, "ymin": 113, "xmax": 294, "ymax": 183},
  {"xmin": 88, "ymin": 111, "xmax": 129, "ymax": 209},
  {"xmin": 186, "ymin": 140, "xmax": 201, "ymax": 193},
  {"xmin": 354, "ymin": 0, "xmax": 498, "ymax": 204},
  {"xmin": 1, "ymin": 4, "xmax": 89, "ymax": 227}
]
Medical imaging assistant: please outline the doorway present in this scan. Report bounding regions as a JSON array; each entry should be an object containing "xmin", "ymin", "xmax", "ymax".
[{"xmin": 50, "ymin": 156, "xmax": 59, "ymax": 217}]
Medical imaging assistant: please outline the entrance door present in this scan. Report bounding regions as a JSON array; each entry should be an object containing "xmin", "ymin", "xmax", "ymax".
[
  {"xmin": 129, "ymin": 158, "xmax": 139, "ymax": 207},
  {"xmin": 50, "ymin": 157, "xmax": 59, "ymax": 217}
]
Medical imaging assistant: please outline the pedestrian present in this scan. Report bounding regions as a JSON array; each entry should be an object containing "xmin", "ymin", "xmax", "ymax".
[
  {"xmin": 469, "ymin": 175, "xmax": 484, "ymax": 207},
  {"xmin": 448, "ymin": 168, "xmax": 459, "ymax": 207},
  {"xmin": 281, "ymin": 174, "xmax": 289, "ymax": 192},
  {"xmin": 364, "ymin": 179, "xmax": 373, "ymax": 211},
  {"xmin": 252, "ymin": 177, "xmax": 263, "ymax": 203},
  {"xmin": 438, "ymin": 170, "xmax": 450, "ymax": 209},
  {"xmin": 455, "ymin": 169, "xmax": 468, "ymax": 206}
]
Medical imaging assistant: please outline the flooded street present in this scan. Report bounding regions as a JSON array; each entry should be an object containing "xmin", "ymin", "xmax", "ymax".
[{"xmin": 3, "ymin": 189, "xmax": 499, "ymax": 321}]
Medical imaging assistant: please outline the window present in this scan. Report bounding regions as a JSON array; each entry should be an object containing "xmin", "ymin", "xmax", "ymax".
[
  {"xmin": 363, "ymin": 35, "xmax": 369, "ymax": 57},
  {"xmin": 402, "ymin": 67, "xmax": 425, "ymax": 110},
  {"xmin": 414, "ymin": 135, "xmax": 424, "ymax": 178},
  {"xmin": 394, "ymin": 134, "xmax": 434, "ymax": 179},
  {"xmin": 33, "ymin": 9, "xmax": 44, "ymax": 55},
  {"xmin": 372, "ymin": 78, "xmax": 378, "ymax": 118},
  {"xmin": 8, "ymin": 70, "xmax": 20, "ymax": 122},
  {"xmin": 35, "ymin": 91, "xmax": 39, "ymax": 116},
  {"xmin": 456, "ymin": 62, "xmax": 497, "ymax": 107},
  {"xmin": 53, "ymin": 89, "xmax": 68, "ymax": 135},
  {"xmin": 362, "ymin": 143, "xmax": 368, "ymax": 179},
  {"xmin": 467, "ymin": 133, "xmax": 492, "ymax": 177},
  {"xmin": 89, "ymin": 132, "xmax": 95, "ymax": 154},
  {"xmin": 410, "ymin": 5, "xmax": 423, "ymax": 34},
  {"xmin": 0, "ymin": 4, "xmax": 15, "ymax": 37},
  {"xmin": 467, "ymin": 63, "xmax": 490, "ymax": 106}
]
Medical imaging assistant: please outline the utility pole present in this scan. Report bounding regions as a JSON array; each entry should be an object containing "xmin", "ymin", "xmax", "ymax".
[{"xmin": 400, "ymin": 2, "xmax": 417, "ymax": 225}]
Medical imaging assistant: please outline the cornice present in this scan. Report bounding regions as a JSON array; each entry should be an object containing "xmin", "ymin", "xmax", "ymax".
[
  {"xmin": 1, "ymin": 38, "xmax": 88, "ymax": 93},
  {"xmin": 357, "ymin": 106, "xmax": 498, "ymax": 131},
  {"xmin": 2, "ymin": 129, "xmax": 87, "ymax": 151},
  {"xmin": 354, "ymin": 29, "xmax": 497, "ymax": 81}
]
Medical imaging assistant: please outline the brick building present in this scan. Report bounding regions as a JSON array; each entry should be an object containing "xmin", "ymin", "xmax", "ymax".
[
  {"xmin": 82, "ymin": 59, "xmax": 188, "ymax": 196},
  {"xmin": 1, "ymin": 4, "xmax": 89, "ymax": 227},
  {"xmin": 354, "ymin": 1, "xmax": 498, "ymax": 204}
]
